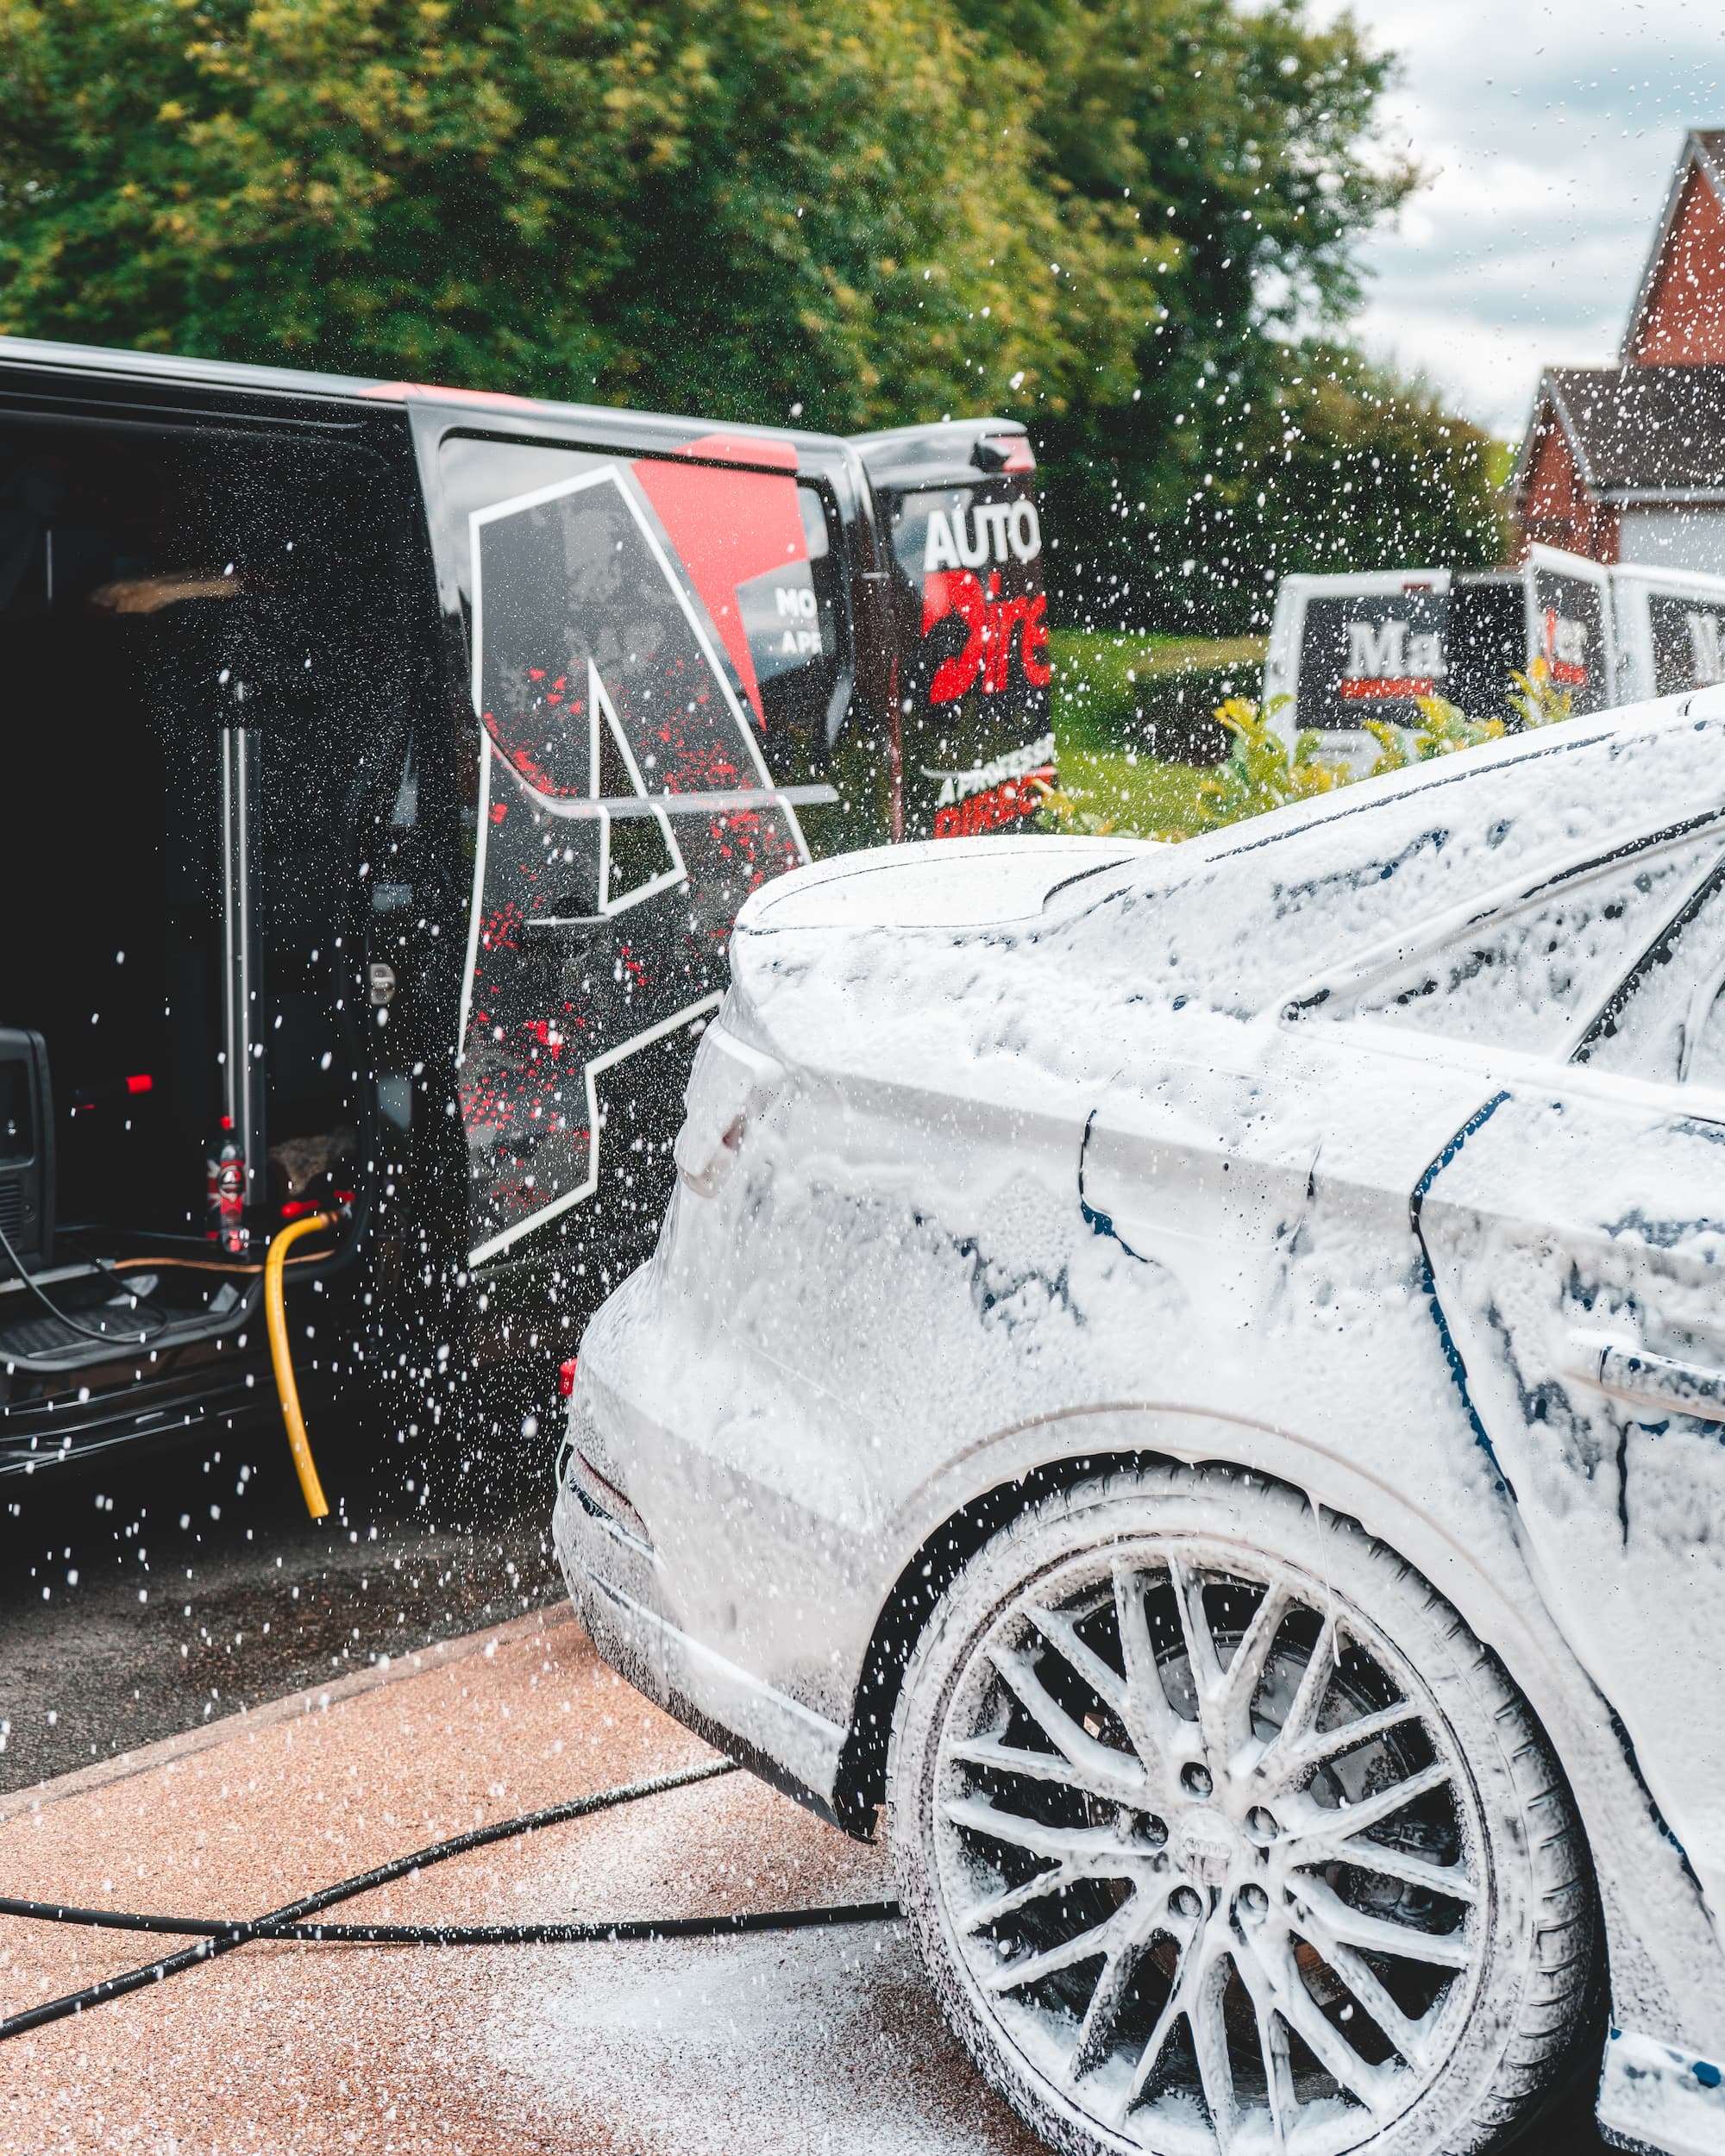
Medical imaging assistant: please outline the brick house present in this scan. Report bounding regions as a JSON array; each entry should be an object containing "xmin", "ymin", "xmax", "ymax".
[{"xmin": 1512, "ymin": 128, "xmax": 1725, "ymax": 573}]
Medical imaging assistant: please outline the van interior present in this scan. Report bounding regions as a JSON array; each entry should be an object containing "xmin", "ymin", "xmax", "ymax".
[{"xmin": 0, "ymin": 411, "xmax": 413, "ymax": 1375}]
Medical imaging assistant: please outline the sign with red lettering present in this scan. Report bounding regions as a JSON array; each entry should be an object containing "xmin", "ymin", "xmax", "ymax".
[{"xmin": 886, "ymin": 479, "xmax": 1054, "ymax": 838}]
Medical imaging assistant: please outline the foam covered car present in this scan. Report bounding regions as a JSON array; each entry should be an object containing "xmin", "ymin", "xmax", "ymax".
[{"xmin": 555, "ymin": 692, "xmax": 1725, "ymax": 2156}]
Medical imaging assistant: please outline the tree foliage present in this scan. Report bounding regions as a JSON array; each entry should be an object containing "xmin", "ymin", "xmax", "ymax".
[
  {"xmin": 0, "ymin": 0, "xmax": 1498, "ymax": 620},
  {"xmin": 1062, "ymin": 342, "xmax": 1515, "ymax": 636},
  {"xmin": 0, "ymin": 0, "xmax": 1129, "ymax": 423}
]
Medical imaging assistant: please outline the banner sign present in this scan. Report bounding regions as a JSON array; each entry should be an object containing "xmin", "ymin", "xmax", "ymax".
[{"xmin": 886, "ymin": 478, "xmax": 1055, "ymax": 840}]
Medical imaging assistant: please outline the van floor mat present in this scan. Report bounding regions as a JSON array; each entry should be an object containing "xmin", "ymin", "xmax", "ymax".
[
  {"xmin": 0, "ymin": 1300, "xmax": 176, "ymax": 1360},
  {"xmin": 0, "ymin": 1309, "xmax": 140, "ymax": 1357}
]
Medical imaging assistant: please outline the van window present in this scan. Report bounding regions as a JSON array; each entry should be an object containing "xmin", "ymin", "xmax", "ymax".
[{"xmin": 436, "ymin": 433, "xmax": 822, "ymax": 1266}]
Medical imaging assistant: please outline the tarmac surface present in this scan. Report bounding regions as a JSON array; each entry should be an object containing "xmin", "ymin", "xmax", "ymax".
[{"xmin": 0, "ymin": 1394, "xmax": 566, "ymax": 1794}]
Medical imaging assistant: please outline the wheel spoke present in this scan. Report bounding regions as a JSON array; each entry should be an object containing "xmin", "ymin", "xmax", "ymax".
[
  {"xmin": 1300, "ymin": 1833, "xmax": 1477, "ymax": 1908},
  {"xmin": 1287, "ymin": 1875, "xmax": 1472, "ymax": 1971},
  {"xmin": 1270, "ymin": 1698, "xmax": 1423, "ymax": 1785},
  {"xmin": 1070, "ymin": 1931, "xmax": 1154, "ymax": 2078},
  {"xmin": 1023, "ymin": 1601, "xmax": 1132, "ymax": 1725},
  {"xmin": 1112, "ymin": 1562, "xmax": 1194, "ymax": 1780},
  {"xmin": 943, "ymin": 1795, "xmax": 1140, "ymax": 1871},
  {"xmin": 1226, "ymin": 1948, "xmax": 1300, "ymax": 2153},
  {"xmin": 1218, "ymin": 1580, "xmax": 1293, "ymax": 1757},
  {"xmin": 1253, "ymin": 1608, "xmax": 1338, "ymax": 1778},
  {"xmin": 958, "ymin": 1863, "xmax": 1076, "ymax": 1936},
  {"xmin": 1254, "ymin": 1928, "xmax": 1397, "ymax": 2116},
  {"xmin": 1283, "ymin": 1759, "xmax": 1455, "ymax": 1845},
  {"xmin": 1258, "ymin": 2003, "xmax": 1297, "ymax": 2155},
  {"xmin": 986, "ymin": 1642, "xmax": 1146, "ymax": 1798},
  {"xmin": 1282, "ymin": 1902, "xmax": 1446, "ymax": 2071},
  {"xmin": 1122, "ymin": 1903, "xmax": 1205, "ymax": 2112},
  {"xmin": 1167, "ymin": 1552, "xmax": 1229, "ymax": 1759},
  {"xmin": 1189, "ymin": 1948, "xmax": 1241, "ymax": 2153},
  {"xmin": 949, "ymin": 1731, "xmax": 1146, "ymax": 1807},
  {"xmin": 985, "ymin": 1896, "xmax": 1137, "ymax": 1997}
]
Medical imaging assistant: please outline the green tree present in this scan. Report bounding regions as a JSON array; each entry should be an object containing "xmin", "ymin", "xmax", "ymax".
[
  {"xmin": 0, "ymin": 0, "xmax": 1133, "ymax": 426},
  {"xmin": 1101, "ymin": 342, "xmax": 1515, "ymax": 636},
  {"xmin": 980, "ymin": 0, "xmax": 1440, "ymax": 624},
  {"xmin": 0, "ymin": 1, "xmax": 1402, "ymax": 431}
]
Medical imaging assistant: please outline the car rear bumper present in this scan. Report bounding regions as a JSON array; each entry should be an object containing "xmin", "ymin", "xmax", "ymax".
[{"xmin": 549, "ymin": 1420, "xmax": 850, "ymax": 1825}]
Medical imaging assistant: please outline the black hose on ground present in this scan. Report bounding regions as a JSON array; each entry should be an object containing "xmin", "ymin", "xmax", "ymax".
[
  {"xmin": 0, "ymin": 1757, "xmax": 900, "ymax": 2043},
  {"xmin": 0, "ymin": 1899, "xmax": 900, "ymax": 1946}
]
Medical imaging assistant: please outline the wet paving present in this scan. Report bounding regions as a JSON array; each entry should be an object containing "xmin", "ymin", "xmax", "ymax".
[
  {"xmin": 0, "ymin": 1385, "xmax": 1615, "ymax": 2153},
  {"xmin": 0, "ymin": 1381, "xmax": 565, "ymax": 1796}
]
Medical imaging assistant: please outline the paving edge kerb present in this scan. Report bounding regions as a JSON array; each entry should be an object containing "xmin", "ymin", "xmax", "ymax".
[{"xmin": 0, "ymin": 1601, "xmax": 579, "ymax": 1824}]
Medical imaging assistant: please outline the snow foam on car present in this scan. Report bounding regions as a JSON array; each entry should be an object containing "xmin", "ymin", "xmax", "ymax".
[{"xmin": 727, "ymin": 702, "xmax": 1725, "ymax": 1092}]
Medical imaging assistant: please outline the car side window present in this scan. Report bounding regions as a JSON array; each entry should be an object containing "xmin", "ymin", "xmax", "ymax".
[
  {"xmin": 1575, "ymin": 860, "xmax": 1725, "ymax": 1089},
  {"xmin": 1330, "ymin": 836, "xmax": 1720, "ymax": 1059}
]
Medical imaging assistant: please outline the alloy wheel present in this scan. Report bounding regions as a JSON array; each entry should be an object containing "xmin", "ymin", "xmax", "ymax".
[{"xmin": 930, "ymin": 1539, "xmax": 1485, "ymax": 2153}]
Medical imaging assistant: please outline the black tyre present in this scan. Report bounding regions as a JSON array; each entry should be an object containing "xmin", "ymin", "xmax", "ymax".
[{"xmin": 887, "ymin": 1465, "xmax": 1596, "ymax": 2155}]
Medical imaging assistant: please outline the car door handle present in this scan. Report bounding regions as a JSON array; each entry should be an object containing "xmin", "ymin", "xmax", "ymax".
[{"xmin": 1571, "ymin": 1333, "xmax": 1725, "ymax": 1425}]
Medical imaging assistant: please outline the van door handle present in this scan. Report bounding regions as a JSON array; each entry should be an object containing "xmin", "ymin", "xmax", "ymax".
[{"xmin": 1571, "ymin": 1332, "xmax": 1725, "ymax": 1424}]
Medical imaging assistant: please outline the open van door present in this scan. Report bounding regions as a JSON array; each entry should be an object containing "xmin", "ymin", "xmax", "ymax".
[
  {"xmin": 0, "ymin": 370, "xmax": 418, "ymax": 1463},
  {"xmin": 850, "ymin": 420, "xmax": 1054, "ymax": 840},
  {"xmin": 413, "ymin": 411, "xmax": 900, "ymax": 1287},
  {"xmin": 1525, "ymin": 544, "xmax": 1615, "ymax": 716}
]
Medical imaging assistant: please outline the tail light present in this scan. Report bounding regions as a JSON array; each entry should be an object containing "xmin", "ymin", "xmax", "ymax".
[
  {"xmin": 557, "ymin": 1357, "xmax": 579, "ymax": 1400},
  {"xmin": 673, "ymin": 1026, "xmax": 783, "ymax": 1196}
]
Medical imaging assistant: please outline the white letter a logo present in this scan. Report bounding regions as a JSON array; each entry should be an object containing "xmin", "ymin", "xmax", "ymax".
[{"xmin": 586, "ymin": 659, "xmax": 687, "ymax": 917}]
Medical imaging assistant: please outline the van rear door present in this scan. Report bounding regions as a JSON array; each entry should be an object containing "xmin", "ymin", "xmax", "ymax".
[{"xmin": 850, "ymin": 420, "xmax": 1054, "ymax": 840}]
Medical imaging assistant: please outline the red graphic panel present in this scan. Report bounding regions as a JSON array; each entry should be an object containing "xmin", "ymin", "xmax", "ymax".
[
  {"xmin": 632, "ymin": 441, "xmax": 809, "ymax": 724},
  {"xmin": 460, "ymin": 463, "xmax": 808, "ymax": 1263}
]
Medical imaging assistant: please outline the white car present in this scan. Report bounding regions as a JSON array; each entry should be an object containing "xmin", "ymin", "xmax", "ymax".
[{"xmin": 554, "ymin": 693, "xmax": 1725, "ymax": 2156}]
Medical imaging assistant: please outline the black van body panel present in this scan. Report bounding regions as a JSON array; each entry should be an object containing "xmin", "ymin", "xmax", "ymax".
[{"xmin": 0, "ymin": 338, "xmax": 1050, "ymax": 1475}]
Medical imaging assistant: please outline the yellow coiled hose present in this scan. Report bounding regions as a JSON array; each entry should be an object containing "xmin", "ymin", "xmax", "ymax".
[{"xmin": 264, "ymin": 1213, "xmax": 335, "ymax": 1520}]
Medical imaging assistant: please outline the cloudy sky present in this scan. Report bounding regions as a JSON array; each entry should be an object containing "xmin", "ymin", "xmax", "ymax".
[{"xmin": 1308, "ymin": 0, "xmax": 1725, "ymax": 441}]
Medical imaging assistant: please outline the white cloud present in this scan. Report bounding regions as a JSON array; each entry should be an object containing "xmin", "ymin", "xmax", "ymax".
[{"xmin": 1305, "ymin": 0, "xmax": 1725, "ymax": 436}]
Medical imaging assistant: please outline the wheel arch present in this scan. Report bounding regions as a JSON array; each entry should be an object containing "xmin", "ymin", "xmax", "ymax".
[{"xmin": 831, "ymin": 1442, "xmax": 1174, "ymax": 1830}]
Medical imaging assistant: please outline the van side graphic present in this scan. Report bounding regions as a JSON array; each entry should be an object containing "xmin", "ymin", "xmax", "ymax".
[{"xmin": 461, "ymin": 464, "xmax": 807, "ymax": 1266}]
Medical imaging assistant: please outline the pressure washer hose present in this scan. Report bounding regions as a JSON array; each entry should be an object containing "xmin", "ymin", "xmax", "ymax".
[
  {"xmin": 264, "ymin": 1212, "xmax": 336, "ymax": 1520},
  {"xmin": 0, "ymin": 1758, "xmax": 899, "ymax": 2042}
]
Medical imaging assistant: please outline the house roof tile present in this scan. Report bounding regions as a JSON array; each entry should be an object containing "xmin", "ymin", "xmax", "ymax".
[{"xmin": 1522, "ymin": 364, "xmax": 1725, "ymax": 498}]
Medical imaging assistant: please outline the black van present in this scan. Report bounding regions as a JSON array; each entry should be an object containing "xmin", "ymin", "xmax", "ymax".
[{"xmin": 0, "ymin": 338, "xmax": 1053, "ymax": 1479}]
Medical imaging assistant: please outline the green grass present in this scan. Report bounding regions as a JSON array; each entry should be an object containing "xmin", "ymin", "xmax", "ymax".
[
  {"xmin": 1042, "ymin": 740, "xmax": 1220, "ymax": 838},
  {"xmin": 1043, "ymin": 629, "xmax": 1266, "ymax": 839},
  {"xmin": 1050, "ymin": 627, "xmax": 1266, "ymax": 731}
]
